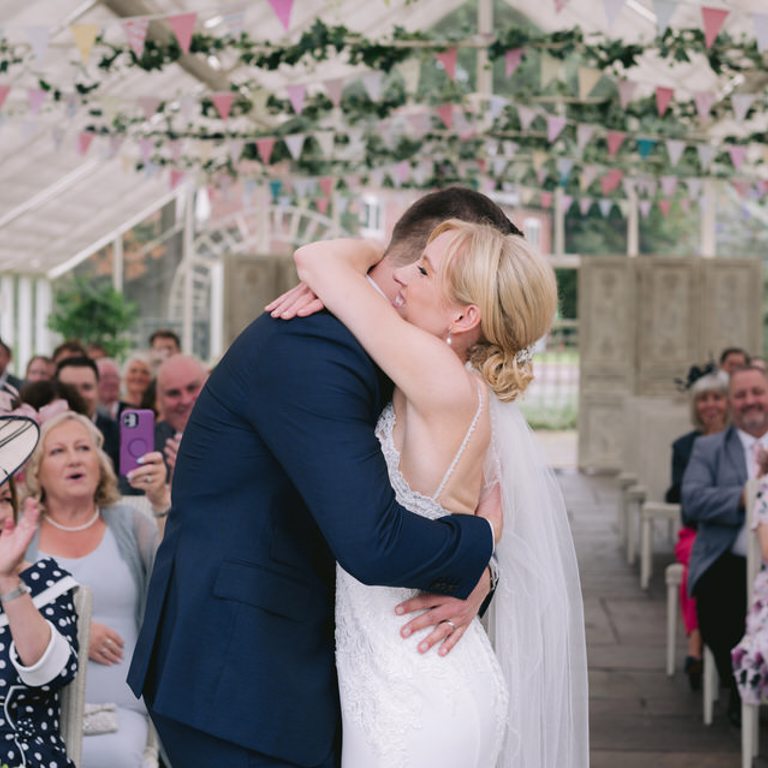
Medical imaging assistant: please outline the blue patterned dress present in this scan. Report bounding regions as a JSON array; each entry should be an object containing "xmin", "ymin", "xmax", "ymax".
[{"xmin": 0, "ymin": 557, "xmax": 78, "ymax": 768}]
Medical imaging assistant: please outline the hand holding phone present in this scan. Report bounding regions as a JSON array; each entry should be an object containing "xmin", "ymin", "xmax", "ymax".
[{"xmin": 119, "ymin": 409, "xmax": 155, "ymax": 477}]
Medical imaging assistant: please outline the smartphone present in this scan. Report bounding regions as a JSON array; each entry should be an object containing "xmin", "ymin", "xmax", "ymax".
[{"xmin": 119, "ymin": 409, "xmax": 155, "ymax": 476}]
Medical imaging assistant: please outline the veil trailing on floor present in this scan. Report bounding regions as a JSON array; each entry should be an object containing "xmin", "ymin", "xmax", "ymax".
[{"xmin": 486, "ymin": 397, "xmax": 589, "ymax": 768}]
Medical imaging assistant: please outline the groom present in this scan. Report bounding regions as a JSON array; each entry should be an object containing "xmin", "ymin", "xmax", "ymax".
[{"xmin": 129, "ymin": 187, "xmax": 522, "ymax": 767}]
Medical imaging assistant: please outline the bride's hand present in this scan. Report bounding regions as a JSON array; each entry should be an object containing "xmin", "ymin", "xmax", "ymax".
[
  {"xmin": 266, "ymin": 283, "xmax": 325, "ymax": 320},
  {"xmin": 393, "ymin": 569, "xmax": 491, "ymax": 657}
]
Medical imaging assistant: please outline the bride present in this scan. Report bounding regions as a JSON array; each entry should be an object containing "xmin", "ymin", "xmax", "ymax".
[{"xmin": 269, "ymin": 218, "xmax": 588, "ymax": 767}]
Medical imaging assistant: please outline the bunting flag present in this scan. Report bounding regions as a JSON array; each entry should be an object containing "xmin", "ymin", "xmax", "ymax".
[
  {"xmin": 601, "ymin": 168, "xmax": 624, "ymax": 195},
  {"xmin": 179, "ymin": 94, "xmax": 197, "ymax": 121},
  {"xmin": 393, "ymin": 160, "xmax": 411, "ymax": 186},
  {"xmin": 755, "ymin": 14, "xmax": 768, "ymax": 53},
  {"xmin": 166, "ymin": 13, "xmax": 197, "ymax": 55},
  {"xmin": 554, "ymin": 0, "xmax": 571, "ymax": 13},
  {"xmin": 546, "ymin": 115, "xmax": 567, "ymax": 143},
  {"xmin": 0, "ymin": 85, "xmax": 10, "ymax": 110},
  {"xmin": 540, "ymin": 191, "xmax": 553, "ymax": 208},
  {"xmin": 256, "ymin": 137, "xmax": 275, "ymax": 164},
  {"xmin": 576, "ymin": 124, "xmax": 595, "ymax": 152},
  {"xmin": 228, "ymin": 139, "xmax": 244, "ymax": 163},
  {"xmin": 731, "ymin": 93, "xmax": 754, "ymax": 122},
  {"xmin": 606, "ymin": 130, "xmax": 626, "ymax": 157},
  {"xmin": 598, "ymin": 199, "xmax": 613, "ymax": 217},
  {"xmin": 505, "ymin": 48, "xmax": 524, "ymax": 77},
  {"xmin": 540, "ymin": 54, "xmax": 561, "ymax": 88},
  {"xmin": 315, "ymin": 197, "xmax": 330, "ymax": 215},
  {"xmin": 318, "ymin": 177, "xmax": 335, "ymax": 197},
  {"xmin": 556, "ymin": 158, "xmax": 574, "ymax": 184},
  {"xmin": 579, "ymin": 197, "xmax": 593, "ymax": 216},
  {"xmin": 139, "ymin": 138, "xmax": 153, "ymax": 163},
  {"xmin": 286, "ymin": 84, "xmax": 306, "ymax": 115},
  {"xmin": 658, "ymin": 199, "xmax": 672, "ymax": 217},
  {"xmin": 284, "ymin": 134, "xmax": 306, "ymax": 160},
  {"xmin": 492, "ymin": 157, "xmax": 508, "ymax": 177},
  {"xmin": 362, "ymin": 71, "xmax": 384, "ymax": 102},
  {"xmin": 603, "ymin": 0, "xmax": 627, "ymax": 28},
  {"xmin": 211, "ymin": 92, "xmax": 235, "ymax": 121},
  {"xmin": 639, "ymin": 199, "xmax": 653, "ymax": 218},
  {"xmin": 503, "ymin": 140, "xmax": 519, "ymax": 158},
  {"xmin": 622, "ymin": 177, "xmax": 636, "ymax": 197},
  {"xmin": 71, "ymin": 24, "xmax": 99, "ymax": 66},
  {"xmin": 728, "ymin": 145, "xmax": 747, "ymax": 169},
  {"xmin": 580, "ymin": 164, "xmax": 599, "ymax": 191},
  {"xmin": 436, "ymin": 48, "xmax": 457, "ymax": 80},
  {"xmin": 686, "ymin": 178, "xmax": 702, "ymax": 198},
  {"xmin": 25, "ymin": 26, "xmax": 49, "ymax": 65},
  {"xmin": 660, "ymin": 176, "xmax": 678, "ymax": 196},
  {"xmin": 561, "ymin": 194, "xmax": 573, "ymax": 212},
  {"xmin": 77, "ymin": 131, "xmax": 94, "ymax": 156},
  {"xmin": 694, "ymin": 91, "xmax": 715, "ymax": 121},
  {"xmin": 169, "ymin": 139, "xmax": 182, "ymax": 161},
  {"xmin": 170, "ymin": 169, "xmax": 185, "ymax": 189},
  {"xmin": 269, "ymin": 179, "xmax": 283, "ymax": 201},
  {"xmin": 636, "ymin": 138, "xmax": 656, "ymax": 158},
  {"xmin": 516, "ymin": 105, "xmax": 537, "ymax": 130},
  {"xmin": 532, "ymin": 151, "xmax": 548, "ymax": 174},
  {"xmin": 27, "ymin": 88, "xmax": 45, "ymax": 115},
  {"xmin": 655, "ymin": 86, "xmax": 674, "ymax": 117},
  {"xmin": 315, "ymin": 131, "xmax": 335, "ymax": 157},
  {"xmin": 436, "ymin": 104, "xmax": 453, "ymax": 129},
  {"xmin": 488, "ymin": 96, "xmax": 508, "ymax": 121},
  {"xmin": 396, "ymin": 60, "xmax": 420, "ymax": 96},
  {"xmin": 536, "ymin": 166, "xmax": 548, "ymax": 185},
  {"xmin": 322, "ymin": 77, "xmax": 345, "ymax": 107},
  {"xmin": 578, "ymin": 67, "xmax": 602, "ymax": 100},
  {"xmin": 268, "ymin": 0, "xmax": 294, "ymax": 32},
  {"xmin": 666, "ymin": 139, "xmax": 686, "ymax": 165},
  {"xmin": 137, "ymin": 96, "xmax": 161, "ymax": 119},
  {"xmin": 617, "ymin": 80, "xmax": 637, "ymax": 109},
  {"xmin": 697, "ymin": 144, "xmax": 715, "ymax": 170},
  {"xmin": 654, "ymin": 0, "xmax": 677, "ymax": 34},
  {"xmin": 122, "ymin": 18, "xmax": 149, "ymax": 58},
  {"xmin": 108, "ymin": 135, "xmax": 124, "ymax": 158},
  {"xmin": 701, "ymin": 7, "xmax": 729, "ymax": 49}
]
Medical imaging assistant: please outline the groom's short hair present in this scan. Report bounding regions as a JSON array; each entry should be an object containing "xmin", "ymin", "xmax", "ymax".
[{"xmin": 384, "ymin": 186, "xmax": 522, "ymax": 266}]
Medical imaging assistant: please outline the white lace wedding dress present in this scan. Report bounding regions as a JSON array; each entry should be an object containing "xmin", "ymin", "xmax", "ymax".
[{"xmin": 335, "ymin": 400, "xmax": 509, "ymax": 768}]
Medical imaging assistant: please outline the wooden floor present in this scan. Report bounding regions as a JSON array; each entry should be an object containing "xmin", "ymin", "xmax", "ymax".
[{"xmin": 560, "ymin": 469, "xmax": 750, "ymax": 767}]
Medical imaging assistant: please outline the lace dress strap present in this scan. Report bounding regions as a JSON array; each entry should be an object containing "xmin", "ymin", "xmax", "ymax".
[{"xmin": 431, "ymin": 380, "xmax": 485, "ymax": 501}]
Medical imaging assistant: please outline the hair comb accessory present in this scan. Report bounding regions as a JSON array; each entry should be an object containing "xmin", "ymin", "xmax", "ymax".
[
  {"xmin": 674, "ymin": 360, "xmax": 717, "ymax": 392},
  {"xmin": 514, "ymin": 345, "xmax": 534, "ymax": 366}
]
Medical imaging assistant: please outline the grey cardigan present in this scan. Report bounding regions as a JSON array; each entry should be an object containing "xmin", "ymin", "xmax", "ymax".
[{"xmin": 26, "ymin": 503, "xmax": 159, "ymax": 627}]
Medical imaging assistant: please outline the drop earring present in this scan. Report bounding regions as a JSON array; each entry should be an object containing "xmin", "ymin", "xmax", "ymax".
[{"xmin": 446, "ymin": 334, "xmax": 453, "ymax": 347}]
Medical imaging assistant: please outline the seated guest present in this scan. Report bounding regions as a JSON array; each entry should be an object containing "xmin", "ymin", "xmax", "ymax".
[
  {"xmin": 24, "ymin": 412, "xmax": 161, "ymax": 768},
  {"xmin": 19, "ymin": 379, "xmax": 88, "ymax": 416},
  {"xmin": 154, "ymin": 354, "xmax": 208, "ymax": 475},
  {"xmin": 683, "ymin": 365, "xmax": 768, "ymax": 725},
  {"xmin": 52, "ymin": 341, "xmax": 88, "ymax": 367},
  {"xmin": 148, "ymin": 329, "xmax": 180, "ymax": 372},
  {"xmin": 0, "ymin": 480, "xmax": 80, "ymax": 768},
  {"xmin": 0, "ymin": 338, "xmax": 22, "ymax": 394},
  {"xmin": 719, "ymin": 347, "xmax": 750, "ymax": 377},
  {"xmin": 25, "ymin": 355, "xmax": 55, "ymax": 384},
  {"xmin": 666, "ymin": 367, "xmax": 729, "ymax": 690},
  {"xmin": 56, "ymin": 358, "xmax": 119, "ymax": 472},
  {"xmin": 121, "ymin": 354, "xmax": 152, "ymax": 410},
  {"xmin": 96, "ymin": 359, "xmax": 123, "ymax": 420}
]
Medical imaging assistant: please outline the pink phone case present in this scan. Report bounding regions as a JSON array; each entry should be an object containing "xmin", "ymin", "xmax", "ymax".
[{"xmin": 119, "ymin": 409, "xmax": 155, "ymax": 476}]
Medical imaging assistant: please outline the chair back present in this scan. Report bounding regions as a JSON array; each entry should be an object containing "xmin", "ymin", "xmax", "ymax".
[
  {"xmin": 60, "ymin": 585, "xmax": 92, "ymax": 767},
  {"xmin": 747, "ymin": 479, "xmax": 762, "ymax": 606}
]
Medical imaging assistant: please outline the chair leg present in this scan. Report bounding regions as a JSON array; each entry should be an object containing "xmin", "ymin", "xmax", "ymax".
[
  {"xmin": 618, "ymin": 491, "xmax": 627, "ymax": 545},
  {"xmin": 703, "ymin": 646, "xmax": 718, "ymax": 725},
  {"xmin": 641, "ymin": 515, "xmax": 653, "ymax": 589},
  {"xmin": 666, "ymin": 576, "xmax": 677, "ymax": 676},
  {"xmin": 627, "ymin": 501, "xmax": 638, "ymax": 566},
  {"xmin": 742, "ymin": 701, "xmax": 759, "ymax": 767}
]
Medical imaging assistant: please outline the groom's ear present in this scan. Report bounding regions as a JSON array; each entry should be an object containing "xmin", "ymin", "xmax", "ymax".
[{"xmin": 451, "ymin": 304, "xmax": 481, "ymax": 334}]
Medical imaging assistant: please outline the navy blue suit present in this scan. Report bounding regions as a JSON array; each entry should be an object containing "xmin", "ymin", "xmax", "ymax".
[{"xmin": 128, "ymin": 311, "xmax": 492, "ymax": 767}]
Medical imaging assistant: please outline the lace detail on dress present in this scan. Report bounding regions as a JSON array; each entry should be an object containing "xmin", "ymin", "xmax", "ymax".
[{"xmin": 335, "ymin": 403, "xmax": 508, "ymax": 767}]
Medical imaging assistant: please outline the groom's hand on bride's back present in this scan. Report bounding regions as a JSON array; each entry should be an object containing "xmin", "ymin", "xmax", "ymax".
[{"xmin": 393, "ymin": 568, "xmax": 491, "ymax": 658}]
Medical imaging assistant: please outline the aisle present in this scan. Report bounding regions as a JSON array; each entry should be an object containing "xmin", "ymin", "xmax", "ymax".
[{"xmin": 558, "ymin": 468, "xmax": 744, "ymax": 766}]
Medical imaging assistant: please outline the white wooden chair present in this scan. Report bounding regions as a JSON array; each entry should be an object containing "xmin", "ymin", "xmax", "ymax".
[
  {"xmin": 742, "ymin": 479, "xmax": 761, "ymax": 767},
  {"xmin": 703, "ymin": 645, "xmax": 719, "ymax": 726},
  {"xmin": 665, "ymin": 563, "xmax": 683, "ymax": 677},
  {"xmin": 60, "ymin": 585, "xmax": 92, "ymax": 766}
]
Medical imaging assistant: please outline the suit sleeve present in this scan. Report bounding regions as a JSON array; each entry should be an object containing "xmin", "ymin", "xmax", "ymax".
[
  {"xmin": 681, "ymin": 439, "xmax": 744, "ymax": 527},
  {"xmin": 244, "ymin": 321, "xmax": 492, "ymax": 599}
]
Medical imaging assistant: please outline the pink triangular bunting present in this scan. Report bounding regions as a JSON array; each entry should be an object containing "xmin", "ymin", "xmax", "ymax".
[
  {"xmin": 656, "ymin": 86, "xmax": 674, "ymax": 116},
  {"xmin": 211, "ymin": 92, "xmax": 235, "ymax": 121},
  {"xmin": 732, "ymin": 93, "xmax": 754, "ymax": 122},
  {"xmin": 517, "ymin": 105, "xmax": 537, "ymax": 130},
  {"xmin": 701, "ymin": 7, "xmax": 729, "ymax": 49},
  {"xmin": 0, "ymin": 85, "xmax": 10, "ymax": 110},
  {"xmin": 540, "ymin": 191, "xmax": 553, "ymax": 208},
  {"xmin": 658, "ymin": 199, "xmax": 672, "ymax": 217},
  {"xmin": 576, "ymin": 124, "xmax": 595, "ymax": 152},
  {"xmin": 660, "ymin": 176, "xmax": 678, "ymax": 196},
  {"xmin": 666, "ymin": 139, "xmax": 686, "ymax": 166},
  {"xmin": 579, "ymin": 198, "xmax": 593, "ymax": 216},
  {"xmin": 256, "ymin": 137, "xmax": 275, "ymax": 164},
  {"xmin": 728, "ymin": 145, "xmax": 747, "ymax": 169},
  {"xmin": 606, "ymin": 130, "xmax": 626, "ymax": 157},
  {"xmin": 324, "ymin": 77, "xmax": 345, "ymax": 108},
  {"xmin": 170, "ymin": 169, "xmax": 185, "ymax": 189},
  {"xmin": 436, "ymin": 48, "xmax": 457, "ymax": 80},
  {"xmin": 694, "ymin": 91, "xmax": 715, "ymax": 121},
  {"xmin": 546, "ymin": 115, "xmax": 567, "ymax": 143},
  {"xmin": 77, "ymin": 131, "xmax": 94, "ymax": 156},
  {"xmin": 267, "ymin": 0, "xmax": 294, "ymax": 32},
  {"xmin": 122, "ymin": 18, "xmax": 149, "ymax": 58},
  {"xmin": 166, "ymin": 12, "xmax": 196, "ymax": 55},
  {"xmin": 600, "ymin": 168, "xmax": 624, "ymax": 195},
  {"xmin": 755, "ymin": 14, "xmax": 768, "ymax": 53},
  {"xmin": 286, "ymin": 84, "xmax": 306, "ymax": 115},
  {"xmin": 505, "ymin": 48, "xmax": 524, "ymax": 77},
  {"xmin": 436, "ymin": 104, "xmax": 453, "ymax": 129}
]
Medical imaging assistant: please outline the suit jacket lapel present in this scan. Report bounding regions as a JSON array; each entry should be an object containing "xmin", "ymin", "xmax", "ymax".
[{"xmin": 724, "ymin": 426, "xmax": 748, "ymax": 485}]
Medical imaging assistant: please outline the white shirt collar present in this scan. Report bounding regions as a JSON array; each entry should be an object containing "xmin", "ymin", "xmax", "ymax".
[{"xmin": 366, "ymin": 274, "xmax": 386, "ymax": 299}]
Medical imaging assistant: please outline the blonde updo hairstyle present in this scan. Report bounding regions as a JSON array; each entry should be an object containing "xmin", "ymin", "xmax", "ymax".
[
  {"xmin": 25, "ymin": 411, "xmax": 121, "ymax": 510},
  {"xmin": 429, "ymin": 219, "xmax": 558, "ymax": 402}
]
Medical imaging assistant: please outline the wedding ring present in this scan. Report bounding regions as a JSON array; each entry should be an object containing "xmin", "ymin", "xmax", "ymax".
[{"xmin": 442, "ymin": 620, "xmax": 458, "ymax": 633}]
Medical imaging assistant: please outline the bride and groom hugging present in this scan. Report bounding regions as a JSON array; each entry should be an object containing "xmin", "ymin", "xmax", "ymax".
[{"xmin": 128, "ymin": 187, "xmax": 589, "ymax": 768}]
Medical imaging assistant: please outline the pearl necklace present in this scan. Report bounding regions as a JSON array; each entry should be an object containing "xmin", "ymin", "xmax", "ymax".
[{"xmin": 44, "ymin": 510, "xmax": 100, "ymax": 533}]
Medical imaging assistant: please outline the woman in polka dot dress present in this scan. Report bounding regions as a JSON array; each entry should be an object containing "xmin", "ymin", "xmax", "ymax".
[{"xmin": 0, "ymin": 483, "xmax": 78, "ymax": 768}]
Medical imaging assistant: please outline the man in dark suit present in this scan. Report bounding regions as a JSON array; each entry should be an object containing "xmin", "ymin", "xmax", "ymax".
[
  {"xmin": 56, "ymin": 356, "xmax": 120, "ymax": 471},
  {"xmin": 0, "ymin": 339, "xmax": 22, "ymax": 394},
  {"xmin": 129, "ymin": 188, "xmax": 521, "ymax": 767},
  {"xmin": 683, "ymin": 365, "xmax": 768, "ymax": 725}
]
